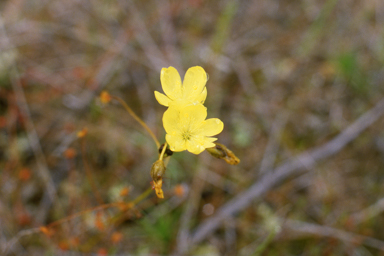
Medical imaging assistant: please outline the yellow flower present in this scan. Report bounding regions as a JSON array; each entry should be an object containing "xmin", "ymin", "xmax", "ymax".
[
  {"xmin": 163, "ymin": 104, "xmax": 223, "ymax": 154},
  {"xmin": 154, "ymin": 66, "xmax": 208, "ymax": 107}
]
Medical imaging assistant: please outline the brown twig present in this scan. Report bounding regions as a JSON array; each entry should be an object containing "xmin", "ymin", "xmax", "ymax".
[
  {"xmin": 283, "ymin": 218, "xmax": 384, "ymax": 251},
  {"xmin": 188, "ymin": 98, "xmax": 384, "ymax": 249}
]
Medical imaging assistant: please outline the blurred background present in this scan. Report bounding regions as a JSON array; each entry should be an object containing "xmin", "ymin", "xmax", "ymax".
[{"xmin": 1, "ymin": 0, "xmax": 384, "ymax": 255}]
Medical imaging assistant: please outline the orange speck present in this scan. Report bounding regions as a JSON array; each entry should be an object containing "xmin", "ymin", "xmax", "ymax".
[
  {"xmin": 77, "ymin": 128, "xmax": 88, "ymax": 138},
  {"xmin": 97, "ymin": 248, "xmax": 108, "ymax": 256},
  {"xmin": 18, "ymin": 168, "xmax": 31, "ymax": 181},
  {"xmin": 111, "ymin": 232, "xmax": 123, "ymax": 244},
  {"xmin": 64, "ymin": 148, "xmax": 77, "ymax": 159},
  {"xmin": 100, "ymin": 91, "xmax": 111, "ymax": 104},
  {"xmin": 174, "ymin": 184, "xmax": 185, "ymax": 197},
  {"xmin": 119, "ymin": 187, "xmax": 129, "ymax": 197},
  {"xmin": 40, "ymin": 226, "xmax": 53, "ymax": 237}
]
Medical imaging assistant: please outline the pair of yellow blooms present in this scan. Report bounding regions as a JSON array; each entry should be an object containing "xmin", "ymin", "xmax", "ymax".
[{"xmin": 154, "ymin": 66, "xmax": 223, "ymax": 155}]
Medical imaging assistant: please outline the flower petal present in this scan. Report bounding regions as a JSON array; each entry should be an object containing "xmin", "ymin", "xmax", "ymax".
[
  {"xmin": 200, "ymin": 118, "xmax": 224, "ymax": 136},
  {"xmin": 194, "ymin": 135, "xmax": 217, "ymax": 150},
  {"xmin": 182, "ymin": 66, "xmax": 207, "ymax": 101},
  {"xmin": 160, "ymin": 67, "xmax": 182, "ymax": 100},
  {"xmin": 182, "ymin": 104, "xmax": 207, "ymax": 126},
  {"xmin": 154, "ymin": 91, "xmax": 171, "ymax": 107},
  {"xmin": 186, "ymin": 139, "xmax": 205, "ymax": 154},
  {"xmin": 163, "ymin": 106, "xmax": 180, "ymax": 134},
  {"xmin": 201, "ymin": 137, "xmax": 217, "ymax": 148},
  {"xmin": 166, "ymin": 134, "xmax": 186, "ymax": 152},
  {"xmin": 195, "ymin": 87, "xmax": 207, "ymax": 104}
]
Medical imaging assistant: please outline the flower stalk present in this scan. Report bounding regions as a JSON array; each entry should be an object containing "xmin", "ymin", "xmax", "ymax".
[{"xmin": 109, "ymin": 94, "xmax": 160, "ymax": 149}]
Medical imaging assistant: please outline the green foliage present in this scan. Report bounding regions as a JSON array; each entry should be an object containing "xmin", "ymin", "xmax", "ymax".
[
  {"xmin": 336, "ymin": 51, "xmax": 368, "ymax": 95},
  {"xmin": 139, "ymin": 212, "xmax": 179, "ymax": 254}
]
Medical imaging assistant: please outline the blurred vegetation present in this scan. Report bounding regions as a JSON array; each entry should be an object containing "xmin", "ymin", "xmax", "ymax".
[{"xmin": 1, "ymin": 0, "xmax": 384, "ymax": 255}]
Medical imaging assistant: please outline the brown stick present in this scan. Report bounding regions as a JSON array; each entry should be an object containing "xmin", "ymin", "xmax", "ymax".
[{"xmin": 189, "ymin": 98, "xmax": 384, "ymax": 247}]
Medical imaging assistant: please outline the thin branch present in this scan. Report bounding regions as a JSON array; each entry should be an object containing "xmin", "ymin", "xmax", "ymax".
[
  {"xmin": 284, "ymin": 219, "xmax": 384, "ymax": 251},
  {"xmin": 349, "ymin": 197, "xmax": 384, "ymax": 225},
  {"xmin": 189, "ymin": 98, "xmax": 384, "ymax": 248}
]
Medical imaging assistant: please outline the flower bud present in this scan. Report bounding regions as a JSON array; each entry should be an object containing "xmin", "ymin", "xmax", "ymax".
[
  {"xmin": 151, "ymin": 159, "xmax": 166, "ymax": 182},
  {"xmin": 150, "ymin": 160, "xmax": 166, "ymax": 198},
  {"xmin": 206, "ymin": 143, "xmax": 240, "ymax": 165}
]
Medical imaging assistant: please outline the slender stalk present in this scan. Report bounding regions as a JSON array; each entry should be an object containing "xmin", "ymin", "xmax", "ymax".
[
  {"xmin": 132, "ymin": 187, "xmax": 153, "ymax": 205},
  {"xmin": 111, "ymin": 95, "xmax": 160, "ymax": 149},
  {"xmin": 159, "ymin": 142, "xmax": 167, "ymax": 161}
]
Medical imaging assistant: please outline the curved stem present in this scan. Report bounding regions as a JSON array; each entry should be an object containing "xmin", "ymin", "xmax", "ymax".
[
  {"xmin": 111, "ymin": 95, "xmax": 160, "ymax": 149},
  {"xmin": 159, "ymin": 142, "xmax": 167, "ymax": 161}
]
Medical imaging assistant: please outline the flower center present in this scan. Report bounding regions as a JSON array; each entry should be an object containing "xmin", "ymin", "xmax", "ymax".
[{"xmin": 182, "ymin": 130, "xmax": 192, "ymax": 141}]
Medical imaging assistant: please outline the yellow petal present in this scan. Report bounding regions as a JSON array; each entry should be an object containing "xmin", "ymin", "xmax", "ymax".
[
  {"xmin": 182, "ymin": 66, "xmax": 207, "ymax": 101},
  {"xmin": 160, "ymin": 67, "xmax": 182, "ymax": 100},
  {"xmin": 182, "ymin": 104, "xmax": 207, "ymax": 126},
  {"xmin": 166, "ymin": 134, "xmax": 186, "ymax": 152},
  {"xmin": 163, "ymin": 107, "xmax": 180, "ymax": 134},
  {"xmin": 201, "ymin": 137, "xmax": 217, "ymax": 148},
  {"xmin": 192, "ymin": 135, "xmax": 217, "ymax": 151},
  {"xmin": 200, "ymin": 118, "xmax": 224, "ymax": 136},
  {"xmin": 154, "ymin": 91, "xmax": 171, "ymax": 107},
  {"xmin": 186, "ymin": 139, "xmax": 205, "ymax": 154},
  {"xmin": 196, "ymin": 87, "xmax": 207, "ymax": 104},
  {"xmin": 168, "ymin": 99, "xmax": 192, "ymax": 109}
]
